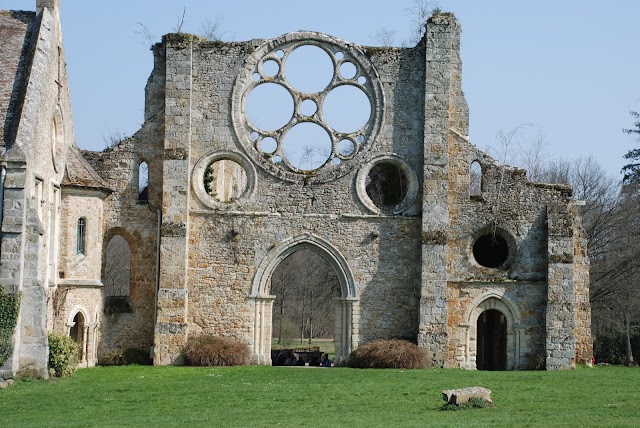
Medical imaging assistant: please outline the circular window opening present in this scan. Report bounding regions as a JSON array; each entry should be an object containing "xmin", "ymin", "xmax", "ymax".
[
  {"xmin": 473, "ymin": 234, "xmax": 509, "ymax": 268},
  {"xmin": 323, "ymin": 85, "xmax": 371, "ymax": 133},
  {"xmin": 285, "ymin": 45, "xmax": 334, "ymax": 94},
  {"xmin": 204, "ymin": 159, "xmax": 248, "ymax": 202},
  {"xmin": 262, "ymin": 60, "xmax": 280, "ymax": 77},
  {"xmin": 365, "ymin": 162, "xmax": 408, "ymax": 209},
  {"xmin": 282, "ymin": 122, "xmax": 332, "ymax": 171},
  {"xmin": 246, "ymin": 83, "xmax": 294, "ymax": 132}
]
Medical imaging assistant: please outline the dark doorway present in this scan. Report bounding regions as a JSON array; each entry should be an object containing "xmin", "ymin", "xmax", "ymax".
[
  {"xmin": 70, "ymin": 312, "xmax": 85, "ymax": 361},
  {"xmin": 476, "ymin": 309, "xmax": 507, "ymax": 370}
]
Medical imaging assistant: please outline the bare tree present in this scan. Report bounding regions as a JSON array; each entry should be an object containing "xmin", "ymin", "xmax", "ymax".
[
  {"xmin": 198, "ymin": 15, "xmax": 224, "ymax": 41},
  {"xmin": 538, "ymin": 155, "xmax": 637, "ymax": 364},
  {"xmin": 134, "ymin": 22, "xmax": 157, "ymax": 47},
  {"xmin": 103, "ymin": 129, "xmax": 127, "ymax": 151},
  {"xmin": 271, "ymin": 249, "xmax": 340, "ymax": 345},
  {"xmin": 588, "ymin": 178, "xmax": 640, "ymax": 364},
  {"xmin": 517, "ymin": 129, "xmax": 548, "ymax": 182},
  {"xmin": 172, "ymin": 7, "xmax": 187, "ymax": 34},
  {"xmin": 373, "ymin": 26, "xmax": 397, "ymax": 47},
  {"xmin": 405, "ymin": 0, "xmax": 439, "ymax": 46}
]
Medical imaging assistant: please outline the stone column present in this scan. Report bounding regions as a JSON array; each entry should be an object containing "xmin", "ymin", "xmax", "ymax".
[
  {"xmin": 153, "ymin": 35, "xmax": 194, "ymax": 365},
  {"xmin": 0, "ymin": 162, "xmax": 48, "ymax": 379},
  {"xmin": 419, "ymin": 13, "xmax": 466, "ymax": 367},
  {"xmin": 545, "ymin": 205, "xmax": 577, "ymax": 370},
  {"xmin": 81, "ymin": 326, "xmax": 88, "ymax": 364},
  {"xmin": 571, "ymin": 201, "xmax": 593, "ymax": 364},
  {"xmin": 248, "ymin": 294, "xmax": 275, "ymax": 364}
]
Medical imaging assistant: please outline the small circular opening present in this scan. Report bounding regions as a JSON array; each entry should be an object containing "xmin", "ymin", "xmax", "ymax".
[
  {"xmin": 473, "ymin": 234, "xmax": 509, "ymax": 268},
  {"xmin": 365, "ymin": 162, "xmax": 408, "ymax": 209},
  {"xmin": 262, "ymin": 60, "xmax": 280, "ymax": 77}
]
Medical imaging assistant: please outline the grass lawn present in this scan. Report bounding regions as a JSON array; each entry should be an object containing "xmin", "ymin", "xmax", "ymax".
[{"xmin": 1, "ymin": 365, "xmax": 639, "ymax": 427}]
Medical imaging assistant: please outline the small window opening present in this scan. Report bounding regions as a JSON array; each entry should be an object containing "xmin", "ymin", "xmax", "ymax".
[
  {"xmin": 365, "ymin": 162, "xmax": 408, "ymax": 209},
  {"xmin": 77, "ymin": 218, "xmax": 86, "ymax": 255},
  {"xmin": 470, "ymin": 161, "xmax": 482, "ymax": 197},
  {"xmin": 473, "ymin": 234, "xmax": 509, "ymax": 268},
  {"xmin": 138, "ymin": 162, "xmax": 149, "ymax": 202}
]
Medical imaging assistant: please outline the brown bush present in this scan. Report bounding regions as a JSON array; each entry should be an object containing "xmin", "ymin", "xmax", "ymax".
[
  {"xmin": 345, "ymin": 339, "xmax": 428, "ymax": 369},
  {"xmin": 183, "ymin": 335, "xmax": 250, "ymax": 367}
]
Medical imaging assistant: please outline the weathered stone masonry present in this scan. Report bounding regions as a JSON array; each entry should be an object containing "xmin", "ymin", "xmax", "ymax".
[
  {"xmin": 88, "ymin": 13, "xmax": 590, "ymax": 369},
  {"xmin": 1, "ymin": 2, "xmax": 592, "ymax": 377}
]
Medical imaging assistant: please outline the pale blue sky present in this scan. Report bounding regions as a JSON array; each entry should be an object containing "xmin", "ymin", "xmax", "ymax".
[{"xmin": 5, "ymin": 0, "xmax": 640, "ymax": 178}]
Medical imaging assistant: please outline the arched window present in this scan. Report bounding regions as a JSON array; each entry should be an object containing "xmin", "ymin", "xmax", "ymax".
[
  {"xmin": 77, "ymin": 218, "xmax": 86, "ymax": 255},
  {"xmin": 104, "ymin": 235, "xmax": 131, "ymax": 297},
  {"xmin": 470, "ymin": 161, "xmax": 482, "ymax": 198},
  {"xmin": 138, "ymin": 162, "xmax": 149, "ymax": 202}
]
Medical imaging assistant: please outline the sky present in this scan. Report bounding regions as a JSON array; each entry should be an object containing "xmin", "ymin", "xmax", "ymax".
[{"xmin": 5, "ymin": 0, "xmax": 640, "ymax": 178}]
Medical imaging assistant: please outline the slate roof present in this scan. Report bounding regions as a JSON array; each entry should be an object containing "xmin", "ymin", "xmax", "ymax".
[
  {"xmin": 62, "ymin": 144, "xmax": 112, "ymax": 194},
  {"xmin": 0, "ymin": 10, "xmax": 36, "ymax": 147}
]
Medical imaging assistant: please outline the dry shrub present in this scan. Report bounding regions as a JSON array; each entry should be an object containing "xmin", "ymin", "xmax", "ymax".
[
  {"xmin": 346, "ymin": 339, "xmax": 428, "ymax": 369},
  {"xmin": 183, "ymin": 335, "xmax": 250, "ymax": 367}
]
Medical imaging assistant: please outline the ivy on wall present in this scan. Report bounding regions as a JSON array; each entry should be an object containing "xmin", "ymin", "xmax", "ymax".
[{"xmin": 0, "ymin": 288, "xmax": 21, "ymax": 367}]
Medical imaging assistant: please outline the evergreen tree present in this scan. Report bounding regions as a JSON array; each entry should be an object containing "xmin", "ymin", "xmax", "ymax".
[{"xmin": 622, "ymin": 111, "xmax": 640, "ymax": 183}]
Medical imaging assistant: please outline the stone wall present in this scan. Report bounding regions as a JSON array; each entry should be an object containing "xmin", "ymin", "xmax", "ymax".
[{"xmin": 74, "ymin": 14, "xmax": 591, "ymax": 369}]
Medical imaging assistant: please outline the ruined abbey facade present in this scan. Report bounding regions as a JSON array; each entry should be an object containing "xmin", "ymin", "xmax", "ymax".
[{"xmin": 1, "ymin": 0, "xmax": 592, "ymax": 377}]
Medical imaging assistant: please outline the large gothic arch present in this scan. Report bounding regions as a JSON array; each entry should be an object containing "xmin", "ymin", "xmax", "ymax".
[{"xmin": 248, "ymin": 233, "xmax": 359, "ymax": 364}]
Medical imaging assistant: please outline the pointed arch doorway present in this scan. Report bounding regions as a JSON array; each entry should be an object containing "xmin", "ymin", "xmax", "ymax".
[{"xmin": 248, "ymin": 234, "xmax": 359, "ymax": 365}]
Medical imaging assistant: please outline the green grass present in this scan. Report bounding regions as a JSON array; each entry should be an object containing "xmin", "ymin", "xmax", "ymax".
[{"xmin": 1, "ymin": 365, "xmax": 639, "ymax": 427}]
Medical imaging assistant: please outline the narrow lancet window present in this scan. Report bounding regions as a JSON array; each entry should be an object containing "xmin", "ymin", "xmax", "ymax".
[
  {"xmin": 138, "ymin": 161, "xmax": 149, "ymax": 202},
  {"xmin": 77, "ymin": 218, "xmax": 86, "ymax": 255},
  {"xmin": 470, "ymin": 161, "xmax": 482, "ymax": 198}
]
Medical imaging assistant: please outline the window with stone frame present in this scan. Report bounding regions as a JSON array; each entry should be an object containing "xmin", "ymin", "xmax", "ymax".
[
  {"xmin": 138, "ymin": 161, "xmax": 149, "ymax": 203},
  {"xmin": 76, "ymin": 217, "xmax": 86, "ymax": 255},
  {"xmin": 470, "ymin": 161, "xmax": 482, "ymax": 198}
]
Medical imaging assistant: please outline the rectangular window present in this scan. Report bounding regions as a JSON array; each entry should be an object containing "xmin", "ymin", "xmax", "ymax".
[{"xmin": 77, "ymin": 218, "xmax": 86, "ymax": 255}]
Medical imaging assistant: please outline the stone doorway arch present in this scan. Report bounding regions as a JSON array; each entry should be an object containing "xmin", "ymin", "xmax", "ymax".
[
  {"xmin": 68, "ymin": 310, "xmax": 87, "ymax": 364},
  {"xmin": 248, "ymin": 233, "xmax": 358, "ymax": 365},
  {"xmin": 462, "ymin": 292, "xmax": 524, "ymax": 370}
]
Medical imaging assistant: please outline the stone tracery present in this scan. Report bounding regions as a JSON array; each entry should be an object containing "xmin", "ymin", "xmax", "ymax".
[{"xmin": 232, "ymin": 31, "xmax": 384, "ymax": 183}]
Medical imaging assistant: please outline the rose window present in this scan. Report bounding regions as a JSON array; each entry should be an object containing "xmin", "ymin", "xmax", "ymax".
[{"xmin": 232, "ymin": 31, "xmax": 384, "ymax": 183}]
